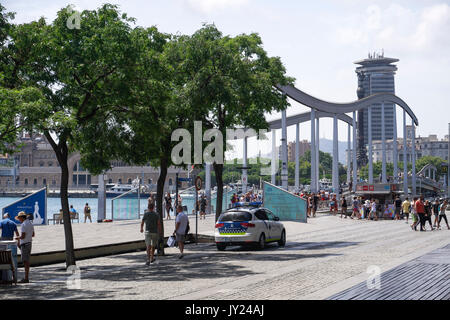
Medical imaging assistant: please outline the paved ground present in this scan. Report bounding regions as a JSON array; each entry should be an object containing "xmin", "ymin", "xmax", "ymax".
[
  {"xmin": 27, "ymin": 214, "xmax": 219, "ymax": 254},
  {"xmin": 328, "ymin": 244, "xmax": 450, "ymax": 300},
  {"xmin": 1, "ymin": 214, "xmax": 449, "ymax": 300}
]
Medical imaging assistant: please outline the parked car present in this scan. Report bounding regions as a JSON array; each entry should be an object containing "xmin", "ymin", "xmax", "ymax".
[{"xmin": 214, "ymin": 204, "xmax": 286, "ymax": 251}]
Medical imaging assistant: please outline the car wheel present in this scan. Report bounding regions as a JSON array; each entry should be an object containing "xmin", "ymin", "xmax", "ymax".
[
  {"xmin": 216, "ymin": 243, "xmax": 227, "ymax": 251},
  {"xmin": 278, "ymin": 230, "xmax": 286, "ymax": 247},
  {"xmin": 257, "ymin": 233, "xmax": 265, "ymax": 250}
]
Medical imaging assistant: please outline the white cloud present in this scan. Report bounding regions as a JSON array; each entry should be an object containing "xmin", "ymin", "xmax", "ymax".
[
  {"xmin": 412, "ymin": 3, "xmax": 450, "ymax": 49},
  {"xmin": 333, "ymin": 2, "xmax": 450, "ymax": 55},
  {"xmin": 184, "ymin": 0, "xmax": 250, "ymax": 14}
]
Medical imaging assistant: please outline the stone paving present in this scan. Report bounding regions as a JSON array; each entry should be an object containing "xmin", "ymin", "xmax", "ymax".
[{"xmin": 1, "ymin": 214, "xmax": 449, "ymax": 300}]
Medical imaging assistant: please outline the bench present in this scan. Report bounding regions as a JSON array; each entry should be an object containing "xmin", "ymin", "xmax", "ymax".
[
  {"xmin": 0, "ymin": 250, "xmax": 16, "ymax": 285},
  {"xmin": 48, "ymin": 212, "xmax": 79, "ymax": 225}
]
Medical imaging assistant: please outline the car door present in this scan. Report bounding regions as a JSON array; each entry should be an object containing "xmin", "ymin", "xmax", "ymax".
[
  {"xmin": 265, "ymin": 209, "xmax": 282, "ymax": 240},
  {"xmin": 254, "ymin": 209, "xmax": 270, "ymax": 239}
]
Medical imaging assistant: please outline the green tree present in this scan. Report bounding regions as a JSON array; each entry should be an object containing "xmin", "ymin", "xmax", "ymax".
[
  {"xmin": 173, "ymin": 24, "xmax": 294, "ymax": 220},
  {"xmin": 2, "ymin": 4, "xmax": 139, "ymax": 267}
]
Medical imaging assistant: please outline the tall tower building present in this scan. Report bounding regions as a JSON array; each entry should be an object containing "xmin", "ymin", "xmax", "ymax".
[{"xmin": 355, "ymin": 51, "xmax": 398, "ymax": 167}]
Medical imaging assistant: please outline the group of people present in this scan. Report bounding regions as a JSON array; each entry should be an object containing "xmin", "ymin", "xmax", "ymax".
[
  {"xmin": 0, "ymin": 211, "xmax": 35, "ymax": 283},
  {"xmin": 230, "ymin": 191, "xmax": 261, "ymax": 206},
  {"xmin": 399, "ymin": 196, "xmax": 449, "ymax": 231},
  {"xmin": 164, "ymin": 192, "xmax": 184, "ymax": 220},
  {"xmin": 141, "ymin": 197, "xmax": 189, "ymax": 265},
  {"xmin": 57, "ymin": 203, "xmax": 92, "ymax": 223},
  {"xmin": 349, "ymin": 197, "xmax": 379, "ymax": 220}
]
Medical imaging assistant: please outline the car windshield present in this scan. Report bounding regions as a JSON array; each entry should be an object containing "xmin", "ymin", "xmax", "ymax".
[{"xmin": 219, "ymin": 211, "xmax": 252, "ymax": 222}]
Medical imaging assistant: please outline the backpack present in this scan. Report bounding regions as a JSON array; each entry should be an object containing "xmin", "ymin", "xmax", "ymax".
[{"xmin": 185, "ymin": 220, "xmax": 190, "ymax": 235}]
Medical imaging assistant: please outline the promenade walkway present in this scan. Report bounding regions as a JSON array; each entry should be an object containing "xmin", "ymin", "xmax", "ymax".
[
  {"xmin": 328, "ymin": 244, "xmax": 450, "ymax": 300},
  {"xmin": 1, "ymin": 213, "xmax": 449, "ymax": 300}
]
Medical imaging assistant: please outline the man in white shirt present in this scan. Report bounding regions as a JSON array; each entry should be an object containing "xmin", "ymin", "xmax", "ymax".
[
  {"xmin": 174, "ymin": 205, "xmax": 189, "ymax": 259},
  {"xmin": 15, "ymin": 211, "xmax": 35, "ymax": 283}
]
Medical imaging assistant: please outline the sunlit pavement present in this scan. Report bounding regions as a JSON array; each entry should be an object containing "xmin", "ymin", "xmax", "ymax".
[{"xmin": 1, "ymin": 214, "xmax": 449, "ymax": 300}]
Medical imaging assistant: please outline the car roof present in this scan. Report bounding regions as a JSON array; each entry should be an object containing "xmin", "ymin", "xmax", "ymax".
[{"xmin": 223, "ymin": 206, "xmax": 262, "ymax": 213}]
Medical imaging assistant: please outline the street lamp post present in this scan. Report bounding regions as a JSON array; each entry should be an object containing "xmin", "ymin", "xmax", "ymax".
[{"xmin": 448, "ymin": 123, "xmax": 450, "ymax": 198}]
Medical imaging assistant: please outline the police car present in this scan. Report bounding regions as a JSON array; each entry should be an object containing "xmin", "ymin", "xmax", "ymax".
[{"xmin": 214, "ymin": 203, "xmax": 286, "ymax": 251}]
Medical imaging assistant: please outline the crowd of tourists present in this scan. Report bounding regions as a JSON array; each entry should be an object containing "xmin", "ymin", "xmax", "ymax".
[
  {"xmin": 230, "ymin": 191, "xmax": 262, "ymax": 207},
  {"xmin": 398, "ymin": 196, "xmax": 449, "ymax": 231}
]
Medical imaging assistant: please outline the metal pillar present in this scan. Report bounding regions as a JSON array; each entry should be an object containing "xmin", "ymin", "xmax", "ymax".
[
  {"xmin": 352, "ymin": 111, "xmax": 357, "ymax": 191},
  {"xmin": 242, "ymin": 136, "xmax": 248, "ymax": 194},
  {"xmin": 281, "ymin": 110, "xmax": 288, "ymax": 190},
  {"xmin": 332, "ymin": 114, "xmax": 339, "ymax": 201},
  {"xmin": 271, "ymin": 129, "xmax": 276, "ymax": 185},
  {"xmin": 295, "ymin": 123, "xmax": 300, "ymax": 190},
  {"xmin": 403, "ymin": 110, "xmax": 408, "ymax": 196},
  {"xmin": 311, "ymin": 110, "xmax": 317, "ymax": 193},
  {"xmin": 381, "ymin": 102, "xmax": 387, "ymax": 183},
  {"xmin": 347, "ymin": 124, "xmax": 351, "ymax": 184},
  {"xmin": 368, "ymin": 106, "xmax": 373, "ymax": 184},
  {"xmin": 205, "ymin": 163, "xmax": 211, "ymax": 214},
  {"xmin": 393, "ymin": 104, "xmax": 398, "ymax": 182},
  {"xmin": 97, "ymin": 174, "xmax": 106, "ymax": 222},
  {"xmin": 316, "ymin": 116, "xmax": 320, "ymax": 191},
  {"xmin": 412, "ymin": 122, "xmax": 416, "ymax": 196}
]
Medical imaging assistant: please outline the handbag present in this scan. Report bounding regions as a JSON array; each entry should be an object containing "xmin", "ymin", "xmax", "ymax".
[{"xmin": 167, "ymin": 236, "xmax": 176, "ymax": 247}]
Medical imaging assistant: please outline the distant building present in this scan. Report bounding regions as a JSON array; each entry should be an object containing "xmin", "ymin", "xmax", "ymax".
[
  {"xmin": 0, "ymin": 134, "xmax": 188, "ymax": 191},
  {"xmin": 355, "ymin": 51, "xmax": 398, "ymax": 166},
  {"xmin": 278, "ymin": 140, "xmax": 311, "ymax": 162},
  {"xmin": 372, "ymin": 130, "xmax": 449, "ymax": 163}
]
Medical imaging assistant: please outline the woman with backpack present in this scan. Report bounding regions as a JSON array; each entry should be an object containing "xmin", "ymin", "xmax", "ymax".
[{"xmin": 437, "ymin": 200, "xmax": 449, "ymax": 230}]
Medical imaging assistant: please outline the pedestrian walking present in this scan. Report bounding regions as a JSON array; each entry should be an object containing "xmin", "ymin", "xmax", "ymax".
[
  {"xmin": 165, "ymin": 192, "xmax": 172, "ymax": 220},
  {"xmin": 437, "ymin": 200, "xmax": 449, "ymax": 230},
  {"xmin": 83, "ymin": 203, "xmax": 92, "ymax": 223},
  {"xmin": 0, "ymin": 213, "xmax": 19, "ymax": 241},
  {"xmin": 415, "ymin": 196, "xmax": 426, "ymax": 232},
  {"xmin": 402, "ymin": 197, "xmax": 411, "ymax": 224},
  {"xmin": 307, "ymin": 194, "xmax": 312, "ymax": 218},
  {"xmin": 330, "ymin": 194, "xmax": 338, "ymax": 215},
  {"xmin": 174, "ymin": 205, "xmax": 189, "ymax": 259},
  {"xmin": 200, "ymin": 195, "xmax": 207, "ymax": 220},
  {"xmin": 424, "ymin": 200, "xmax": 434, "ymax": 231},
  {"xmin": 364, "ymin": 199, "xmax": 371, "ymax": 220},
  {"xmin": 432, "ymin": 198, "xmax": 440, "ymax": 228},
  {"xmin": 14, "ymin": 212, "xmax": 34, "ymax": 283},
  {"xmin": 394, "ymin": 196, "xmax": 402, "ymax": 221},
  {"xmin": 312, "ymin": 193, "xmax": 319, "ymax": 217},
  {"xmin": 140, "ymin": 201, "xmax": 162, "ymax": 265},
  {"xmin": 351, "ymin": 197, "xmax": 359, "ymax": 219},
  {"xmin": 340, "ymin": 197, "xmax": 348, "ymax": 219},
  {"xmin": 370, "ymin": 199, "xmax": 378, "ymax": 221},
  {"xmin": 411, "ymin": 197, "xmax": 419, "ymax": 231}
]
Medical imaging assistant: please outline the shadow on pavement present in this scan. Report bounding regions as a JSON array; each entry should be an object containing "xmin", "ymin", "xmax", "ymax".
[{"xmin": 0, "ymin": 241, "xmax": 357, "ymax": 299}]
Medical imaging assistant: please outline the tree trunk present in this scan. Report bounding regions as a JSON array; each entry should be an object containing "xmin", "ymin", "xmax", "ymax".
[
  {"xmin": 156, "ymin": 155, "xmax": 168, "ymax": 256},
  {"xmin": 44, "ymin": 131, "xmax": 76, "ymax": 268},
  {"xmin": 213, "ymin": 163, "xmax": 224, "ymax": 221},
  {"xmin": 59, "ymin": 146, "xmax": 76, "ymax": 268}
]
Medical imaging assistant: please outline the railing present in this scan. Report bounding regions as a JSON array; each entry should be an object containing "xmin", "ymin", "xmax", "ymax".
[{"xmin": 111, "ymin": 187, "xmax": 141, "ymax": 221}]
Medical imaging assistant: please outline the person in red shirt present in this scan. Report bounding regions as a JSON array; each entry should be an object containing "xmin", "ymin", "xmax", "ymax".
[{"xmin": 415, "ymin": 196, "xmax": 426, "ymax": 232}]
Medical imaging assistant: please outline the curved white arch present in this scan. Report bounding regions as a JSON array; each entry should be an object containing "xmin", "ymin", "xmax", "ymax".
[
  {"xmin": 268, "ymin": 111, "xmax": 353, "ymax": 130},
  {"xmin": 277, "ymin": 85, "xmax": 419, "ymax": 126}
]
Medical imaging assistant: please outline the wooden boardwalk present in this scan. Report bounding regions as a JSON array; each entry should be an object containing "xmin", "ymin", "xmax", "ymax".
[{"xmin": 328, "ymin": 244, "xmax": 450, "ymax": 300}]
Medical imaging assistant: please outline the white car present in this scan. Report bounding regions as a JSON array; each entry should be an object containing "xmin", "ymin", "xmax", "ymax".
[{"xmin": 214, "ymin": 205, "xmax": 286, "ymax": 251}]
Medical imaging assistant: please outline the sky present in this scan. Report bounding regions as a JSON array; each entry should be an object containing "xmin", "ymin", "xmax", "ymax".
[{"xmin": 3, "ymin": 0, "xmax": 450, "ymax": 160}]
